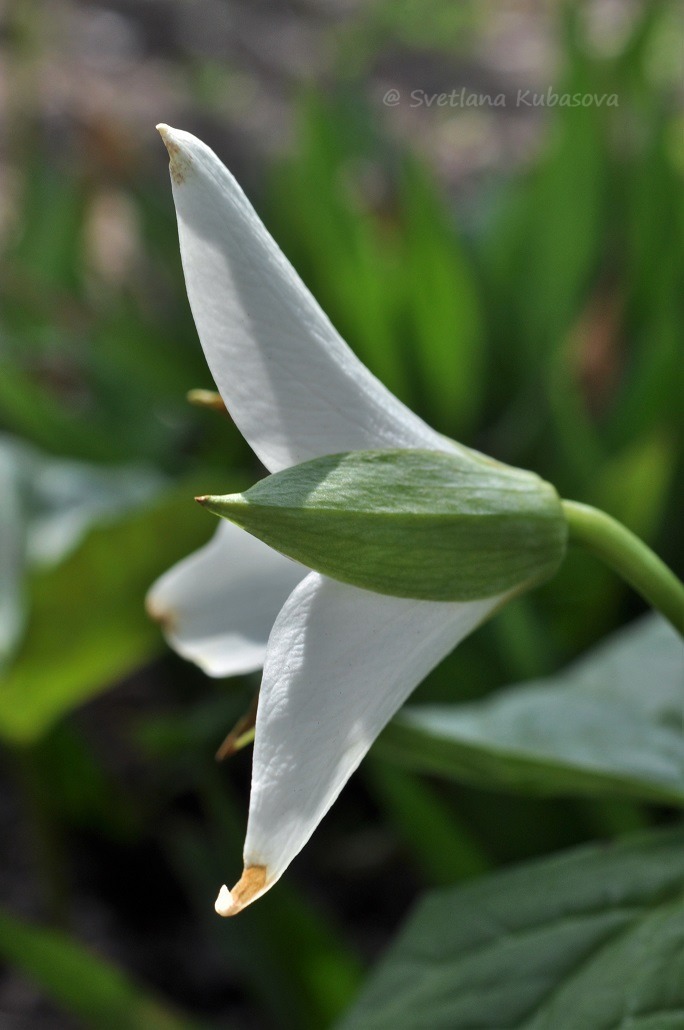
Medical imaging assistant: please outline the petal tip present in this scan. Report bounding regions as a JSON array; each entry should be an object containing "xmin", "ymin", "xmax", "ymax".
[
  {"xmin": 214, "ymin": 865, "xmax": 268, "ymax": 917},
  {"xmin": 145, "ymin": 592, "xmax": 176, "ymax": 633},
  {"xmin": 214, "ymin": 884, "xmax": 235, "ymax": 917},
  {"xmin": 156, "ymin": 124, "xmax": 193, "ymax": 185}
]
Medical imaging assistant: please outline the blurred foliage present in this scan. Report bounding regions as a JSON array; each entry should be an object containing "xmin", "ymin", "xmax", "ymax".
[
  {"xmin": 0, "ymin": 908, "xmax": 202, "ymax": 1029},
  {"xmin": 0, "ymin": 1, "xmax": 682, "ymax": 1026}
]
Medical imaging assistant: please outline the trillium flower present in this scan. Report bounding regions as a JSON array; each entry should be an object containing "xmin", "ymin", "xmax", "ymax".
[{"xmin": 147, "ymin": 126, "xmax": 559, "ymax": 917}]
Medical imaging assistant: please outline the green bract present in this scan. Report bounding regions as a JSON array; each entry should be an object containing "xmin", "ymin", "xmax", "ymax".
[{"xmin": 198, "ymin": 449, "xmax": 567, "ymax": 601}]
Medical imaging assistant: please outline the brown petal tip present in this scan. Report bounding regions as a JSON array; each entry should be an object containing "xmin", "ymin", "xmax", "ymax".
[
  {"xmin": 145, "ymin": 595, "xmax": 176, "ymax": 633},
  {"xmin": 156, "ymin": 124, "xmax": 192, "ymax": 185},
  {"xmin": 214, "ymin": 865, "xmax": 268, "ymax": 917}
]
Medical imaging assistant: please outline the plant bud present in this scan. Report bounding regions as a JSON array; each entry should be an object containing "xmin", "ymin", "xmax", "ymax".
[{"xmin": 198, "ymin": 449, "xmax": 567, "ymax": 602}]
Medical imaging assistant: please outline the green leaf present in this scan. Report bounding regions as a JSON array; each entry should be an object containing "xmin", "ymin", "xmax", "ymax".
[
  {"xmin": 9, "ymin": 158, "xmax": 87, "ymax": 292},
  {"xmin": 0, "ymin": 356, "xmax": 124, "ymax": 463},
  {"xmin": 515, "ymin": 30, "xmax": 607, "ymax": 356},
  {"xmin": 398, "ymin": 159, "xmax": 485, "ymax": 437},
  {"xmin": 0, "ymin": 433, "xmax": 165, "ymax": 668},
  {"xmin": 202, "ymin": 449, "xmax": 566, "ymax": 602},
  {"xmin": 0, "ymin": 432, "xmax": 164, "ymax": 571},
  {"xmin": 0, "ymin": 442, "xmax": 27, "ymax": 666},
  {"xmin": 338, "ymin": 827, "xmax": 684, "ymax": 1029},
  {"xmin": 595, "ymin": 433, "xmax": 675, "ymax": 542},
  {"xmin": 0, "ymin": 907, "xmax": 200, "ymax": 1030},
  {"xmin": 0, "ymin": 482, "xmax": 212, "ymax": 743},
  {"xmin": 379, "ymin": 615, "xmax": 684, "ymax": 805}
]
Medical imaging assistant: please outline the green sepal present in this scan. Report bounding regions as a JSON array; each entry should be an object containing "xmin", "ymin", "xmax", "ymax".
[{"xmin": 198, "ymin": 449, "xmax": 567, "ymax": 602}]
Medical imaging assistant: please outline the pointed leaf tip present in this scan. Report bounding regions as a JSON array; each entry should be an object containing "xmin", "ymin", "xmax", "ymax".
[{"xmin": 196, "ymin": 494, "xmax": 247, "ymax": 519}]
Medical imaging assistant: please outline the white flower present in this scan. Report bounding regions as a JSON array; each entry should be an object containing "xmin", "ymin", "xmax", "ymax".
[{"xmin": 147, "ymin": 126, "xmax": 507, "ymax": 916}]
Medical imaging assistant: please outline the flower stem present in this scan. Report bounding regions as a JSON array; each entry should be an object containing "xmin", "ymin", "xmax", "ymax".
[{"xmin": 561, "ymin": 500, "xmax": 684, "ymax": 636}]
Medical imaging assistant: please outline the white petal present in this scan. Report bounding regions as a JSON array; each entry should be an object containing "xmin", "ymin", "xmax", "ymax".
[
  {"xmin": 146, "ymin": 520, "xmax": 306, "ymax": 677},
  {"xmin": 216, "ymin": 573, "xmax": 503, "ymax": 913},
  {"xmin": 157, "ymin": 125, "xmax": 453, "ymax": 472}
]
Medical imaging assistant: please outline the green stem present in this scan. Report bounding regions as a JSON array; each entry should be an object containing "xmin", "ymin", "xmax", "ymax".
[{"xmin": 561, "ymin": 500, "xmax": 684, "ymax": 636}]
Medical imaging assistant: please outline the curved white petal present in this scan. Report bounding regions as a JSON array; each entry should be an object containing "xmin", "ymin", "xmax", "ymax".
[
  {"xmin": 146, "ymin": 520, "xmax": 306, "ymax": 677},
  {"xmin": 157, "ymin": 125, "xmax": 453, "ymax": 473},
  {"xmin": 215, "ymin": 574, "xmax": 503, "ymax": 914}
]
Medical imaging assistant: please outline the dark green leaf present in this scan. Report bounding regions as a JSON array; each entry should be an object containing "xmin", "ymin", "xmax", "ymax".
[
  {"xmin": 379, "ymin": 615, "xmax": 684, "ymax": 805},
  {"xmin": 339, "ymin": 827, "xmax": 684, "ymax": 1029}
]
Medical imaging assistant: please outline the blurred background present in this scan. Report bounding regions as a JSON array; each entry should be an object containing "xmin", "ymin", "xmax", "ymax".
[{"xmin": 0, "ymin": 1, "xmax": 682, "ymax": 1026}]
